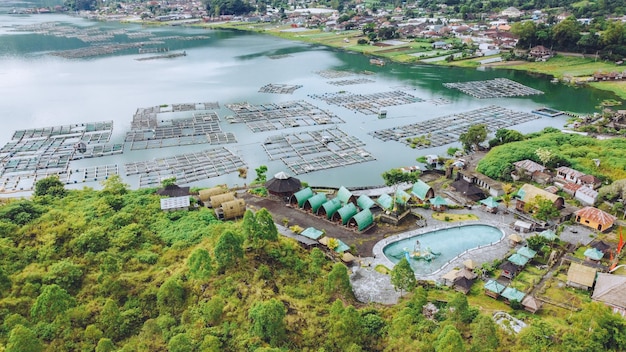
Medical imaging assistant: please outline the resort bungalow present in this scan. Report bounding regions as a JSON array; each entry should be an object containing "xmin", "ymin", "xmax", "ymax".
[
  {"xmin": 480, "ymin": 197, "xmax": 500, "ymax": 213},
  {"xmin": 356, "ymin": 194, "xmax": 376, "ymax": 210},
  {"xmin": 376, "ymin": 193, "xmax": 394, "ymax": 212},
  {"xmin": 303, "ymin": 193, "xmax": 327, "ymax": 213},
  {"xmin": 209, "ymin": 192, "xmax": 235, "ymax": 209},
  {"xmin": 290, "ymin": 187, "xmax": 314, "ymax": 208},
  {"xmin": 501, "ymin": 287, "xmax": 526, "ymax": 305},
  {"xmin": 517, "ymin": 246, "xmax": 537, "ymax": 260},
  {"xmin": 453, "ymin": 277, "xmax": 474, "ymax": 295},
  {"xmin": 333, "ymin": 203, "xmax": 358, "ymax": 225},
  {"xmin": 348, "ymin": 208, "xmax": 374, "ymax": 232},
  {"xmin": 508, "ymin": 253, "xmax": 530, "ymax": 268},
  {"xmin": 395, "ymin": 189, "xmax": 412, "ymax": 207},
  {"xmin": 160, "ymin": 196, "xmax": 190, "ymax": 212},
  {"xmin": 300, "ymin": 227, "xmax": 325, "ymax": 241},
  {"xmin": 336, "ymin": 186, "xmax": 356, "ymax": 205},
  {"xmin": 429, "ymin": 195, "xmax": 448, "ymax": 212},
  {"xmin": 411, "ymin": 180, "xmax": 434, "ymax": 203},
  {"xmin": 566, "ymin": 262, "xmax": 597, "ymax": 290},
  {"xmin": 215, "ymin": 198, "xmax": 246, "ymax": 220},
  {"xmin": 500, "ymin": 261, "xmax": 522, "ymax": 279},
  {"xmin": 574, "ymin": 206, "xmax": 616, "ymax": 232},
  {"xmin": 592, "ymin": 273, "xmax": 626, "ymax": 317},
  {"xmin": 515, "ymin": 184, "xmax": 564, "ymax": 213},
  {"xmin": 521, "ymin": 295, "xmax": 543, "ymax": 313},
  {"xmin": 198, "ymin": 186, "xmax": 227, "ymax": 204},
  {"xmin": 318, "ymin": 198, "xmax": 342, "ymax": 219},
  {"xmin": 484, "ymin": 279, "xmax": 507, "ymax": 299}
]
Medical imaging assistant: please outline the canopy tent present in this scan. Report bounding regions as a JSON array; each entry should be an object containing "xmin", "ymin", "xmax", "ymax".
[
  {"xmin": 508, "ymin": 253, "xmax": 530, "ymax": 267},
  {"xmin": 539, "ymin": 229, "xmax": 557, "ymax": 241},
  {"xmin": 300, "ymin": 227, "xmax": 324, "ymax": 240},
  {"xmin": 291, "ymin": 187, "xmax": 314, "ymax": 208},
  {"xmin": 501, "ymin": 287, "xmax": 526, "ymax": 303},
  {"xmin": 265, "ymin": 171, "xmax": 302, "ymax": 197},
  {"xmin": 584, "ymin": 247, "xmax": 604, "ymax": 261},
  {"xmin": 480, "ymin": 196, "xmax": 500, "ymax": 209},
  {"xmin": 517, "ymin": 246, "xmax": 537, "ymax": 259},
  {"xmin": 350, "ymin": 209, "xmax": 374, "ymax": 231},
  {"xmin": 356, "ymin": 194, "xmax": 375, "ymax": 210}
]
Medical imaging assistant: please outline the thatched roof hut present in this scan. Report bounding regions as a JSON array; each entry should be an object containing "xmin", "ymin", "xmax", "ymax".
[
  {"xmin": 199, "ymin": 186, "xmax": 228, "ymax": 202},
  {"xmin": 265, "ymin": 171, "xmax": 302, "ymax": 198},
  {"xmin": 209, "ymin": 192, "xmax": 235, "ymax": 208},
  {"xmin": 215, "ymin": 198, "xmax": 246, "ymax": 220}
]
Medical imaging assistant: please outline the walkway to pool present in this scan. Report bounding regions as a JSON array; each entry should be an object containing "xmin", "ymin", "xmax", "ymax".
[{"xmin": 349, "ymin": 206, "xmax": 596, "ymax": 305}]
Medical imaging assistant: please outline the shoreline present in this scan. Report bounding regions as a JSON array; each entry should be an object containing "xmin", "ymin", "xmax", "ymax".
[{"xmin": 195, "ymin": 21, "xmax": 626, "ymax": 101}]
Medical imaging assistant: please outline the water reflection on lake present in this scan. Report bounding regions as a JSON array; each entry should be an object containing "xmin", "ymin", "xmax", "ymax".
[{"xmin": 0, "ymin": 13, "xmax": 618, "ymax": 193}]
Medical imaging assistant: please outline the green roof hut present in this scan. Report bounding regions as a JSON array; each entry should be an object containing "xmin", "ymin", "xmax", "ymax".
[
  {"xmin": 429, "ymin": 195, "xmax": 448, "ymax": 211},
  {"xmin": 333, "ymin": 203, "xmax": 358, "ymax": 225},
  {"xmin": 377, "ymin": 193, "xmax": 394, "ymax": 211},
  {"xmin": 303, "ymin": 193, "xmax": 327, "ymax": 213},
  {"xmin": 290, "ymin": 187, "xmax": 314, "ymax": 208},
  {"xmin": 336, "ymin": 186, "xmax": 356, "ymax": 205},
  {"xmin": 349, "ymin": 209, "xmax": 374, "ymax": 231},
  {"xmin": 357, "ymin": 194, "xmax": 375, "ymax": 210},
  {"xmin": 411, "ymin": 180, "xmax": 434, "ymax": 203},
  {"xmin": 300, "ymin": 227, "xmax": 324, "ymax": 240},
  {"xmin": 395, "ymin": 189, "xmax": 411, "ymax": 206},
  {"xmin": 484, "ymin": 279, "xmax": 506, "ymax": 299},
  {"xmin": 479, "ymin": 196, "xmax": 500, "ymax": 213},
  {"xmin": 501, "ymin": 287, "xmax": 526, "ymax": 305},
  {"xmin": 318, "ymin": 198, "xmax": 342, "ymax": 219}
]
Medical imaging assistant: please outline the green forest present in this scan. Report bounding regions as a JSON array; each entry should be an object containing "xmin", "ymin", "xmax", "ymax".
[{"xmin": 0, "ymin": 175, "xmax": 625, "ymax": 351}]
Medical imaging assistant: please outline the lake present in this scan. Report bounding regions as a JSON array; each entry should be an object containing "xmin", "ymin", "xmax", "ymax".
[{"xmin": 0, "ymin": 10, "xmax": 619, "ymax": 194}]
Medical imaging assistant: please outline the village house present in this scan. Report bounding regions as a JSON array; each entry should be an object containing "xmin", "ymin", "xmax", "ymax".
[
  {"xmin": 592, "ymin": 273, "xmax": 626, "ymax": 317},
  {"xmin": 529, "ymin": 45, "xmax": 554, "ymax": 61},
  {"xmin": 566, "ymin": 262, "xmax": 597, "ymax": 290},
  {"xmin": 500, "ymin": 7, "xmax": 522, "ymax": 18},
  {"xmin": 555, "ymin": 166, "xmax": 585, "ymax": 184},
  {"xmin": 512, "ymin": 159, "xmax": 546, "ymax": 181},
  {"xmin": 515, "ymin": 184, "xmax": 565, "ymax": 213},
  {"xmin": 574, "ymin": 206, "xmax": 617, "ymax": 232},
  {"xmin": 574, "ymin": 186, "xmax": 599, "ymax": 206}
]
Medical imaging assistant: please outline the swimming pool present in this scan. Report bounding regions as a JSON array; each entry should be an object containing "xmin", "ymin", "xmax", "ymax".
[{"xmin": 383, "ymin": 224, "xmax": 504, "ymax": 275}]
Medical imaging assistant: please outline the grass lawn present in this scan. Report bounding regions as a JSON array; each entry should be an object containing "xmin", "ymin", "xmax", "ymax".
[
  {"xmin": 432, "ymin": 213, "xmax": 479, "ymax": 222},
  {"xmin": 588, "ymin": 80, "xmax": 626, "ymax": 100},
  {"xmin": 491, "ymin": 56, "xmax": 620, "ymax": 79}
]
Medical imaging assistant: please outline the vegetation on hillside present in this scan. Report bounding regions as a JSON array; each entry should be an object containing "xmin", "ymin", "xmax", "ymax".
[
  {"xmin": 477, "ymin": 128, "xmax": 626, "ymax": 182},
  {"xmin": 0, "ymin": 175, "xmax": 625, "ymax": 351}
]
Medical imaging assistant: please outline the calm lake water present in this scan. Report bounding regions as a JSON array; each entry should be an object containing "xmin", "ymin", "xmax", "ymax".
[{"xmin": 0, "ymin": 10, "xmax": 620, "ymax": 192}]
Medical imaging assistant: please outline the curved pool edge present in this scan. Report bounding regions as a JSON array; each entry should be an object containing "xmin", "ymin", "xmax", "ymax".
[{"xmin": 372, "ymin": 220, "xmax": 508, "ymax": 280}]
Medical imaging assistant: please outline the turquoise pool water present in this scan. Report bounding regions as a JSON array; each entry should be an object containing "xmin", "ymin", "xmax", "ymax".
[{"xmin": 383, "ymin": 224, "xmax": 504, "ymax": 275}]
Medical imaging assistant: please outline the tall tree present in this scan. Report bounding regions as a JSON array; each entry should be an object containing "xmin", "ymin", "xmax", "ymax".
[
  {"xmin": 459, "ymin": 124, "xmax": 488, "ymax": 152},
  {"xmin": 157, "ymin": 277, "xmax": 186, "ymax": 315},
  {"xmin": 31, "ymin": 284, "xmax": 75, "ymax": 322},
  {"xmin": 326, "ymin": 262, "xmax": 353, "ymax": 298},
  {"xmin": 187, "ymin": 248, "xmax": 213, "ymax": 280},
  {"xmin": 6, "ymin": 325, "xmax": 43, "ymax": 352},
  {"xmin": 391, "ymin": 257, "xmax": 416, "ymax": 297},
  {"xmin": 552, "ymin": 16, "xmax": 582, "ymax": 51},
  {"xmin": 248, "ymin": 299, "xmax": 286, "ymax": 347},
  {"xmin": 254, "ymin": 208, "xmax": 278, "ymax": 245},
  {"xmin": 34, "ymin": 175, "xmax": 66, "ymax": 198},
  {"xmin": 214, "ymin": 230, "xmax": 243, "ymax": 272},
  {"xmin": 470, "ymin": 315, "xmax": 499, "ymax": 352},
  {"xmin": 434, "ymin": 325, "xmax": 465, "ymax": 352},
  {"xmin": 517, "ymin": 319, "xmax": 555, "ymax": 352}
]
